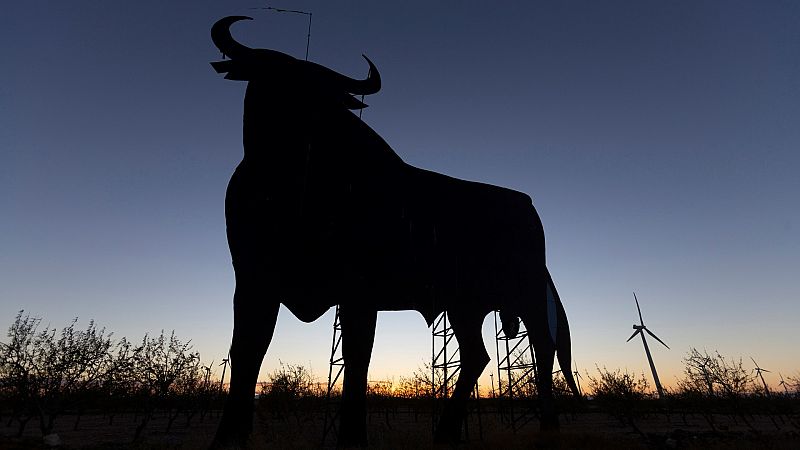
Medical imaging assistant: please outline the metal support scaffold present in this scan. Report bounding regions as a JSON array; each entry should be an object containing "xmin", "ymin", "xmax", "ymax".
[
  {"xmin": 431, "ymin": 311, "xmax": 460, "ymax": 434},
  {"xmin": 322, "ymin": 305, "xmax": 344, "ymax": 444},
  {"xmin": 494, "ymin": 310, "xmax": 538, "ymax": 431},
  {"xmin": 431, "ymin": 311, "xmax": 461, "ymax": 398},
  {"xmin": 431, "ymin": 311, "xmax": 482, "ymax": 440}
]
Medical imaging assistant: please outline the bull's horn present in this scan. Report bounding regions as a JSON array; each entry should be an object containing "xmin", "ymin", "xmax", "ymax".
[
  {"xmin": 306, "ymin": 54, "xmax": 381, "ymax": 95},
  {"xmin": 211, "ymin": 16, "xmax": 254, "ymax": 59},
  {"xmin": 353, "ymin": 55, "xmax": 381, "ymax": 95}
]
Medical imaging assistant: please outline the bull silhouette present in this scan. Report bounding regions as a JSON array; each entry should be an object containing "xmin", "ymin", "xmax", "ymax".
[{"xmin": 209, "ymin": 16, "xmax": 579, "ymax": 447}]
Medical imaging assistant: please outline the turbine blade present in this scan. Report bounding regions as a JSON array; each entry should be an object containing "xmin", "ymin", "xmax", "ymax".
[
  {"xmin": 626, "ymin": 329, "xmax": 641, "ymax": 342},
  {"xmin": 645, "ymin": 328, "xmax": 670, "ymax": 349},
  {"xmin": 762, "ymin": 368, "xmax": 771, "ymax": 373},
  {"xmin": 633, "ymin": 292, "xmax": 644, "ymax": 326}
]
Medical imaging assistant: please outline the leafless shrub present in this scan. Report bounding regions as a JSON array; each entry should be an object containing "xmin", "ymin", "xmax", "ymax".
[
  {"xmin": 673, "ymin": 348, "xmax": 771, "ymax": 431},
  {"xmin": 0, "ymin": 311, "xmax": 231, "ymax": 443},
  {"xmin": 257, "ymin": 362, "xmax": 321, "ymax": 424},
  {"xmin": 408, "ymin": 361, "xmax": 447, "ymax": 399},
  {"xmin": 675, "ymin": 348, "xmax": 757, "ymax": 401},
  {"xmin": 130, "ymin": 330, "xmax": 201, "ymax": 439},
  {"xmin": 587, "ymin": 366, "xmax": 651, "ymax": 434},
  {"xmin": 367, "ymin": 379, "xmax": 394, "ymax": 399},
  {"xmin": 259, "ymin": 361, "xmax": 319, "ymax": 400},
  {"xmin": 0, "ymin": 311, "xmax": 114, "ymax": 436}
]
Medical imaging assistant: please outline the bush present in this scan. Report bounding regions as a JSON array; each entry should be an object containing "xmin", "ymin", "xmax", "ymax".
[
  {"xmin": 677, "ymin": 348, "xmax": 755, "ymax": 399},
  {"xmin": 587, "ymin": 367, "xmax": 651, "ymax": 434}
]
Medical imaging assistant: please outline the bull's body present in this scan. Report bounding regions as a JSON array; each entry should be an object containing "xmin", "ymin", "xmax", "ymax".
[
  {"xmin": 230, "ymin": 90, "xmax": 540, "ymax": 324},
  {"xmin": 210, "ymin": 16, "xmax": 578, "ymax": 448}
]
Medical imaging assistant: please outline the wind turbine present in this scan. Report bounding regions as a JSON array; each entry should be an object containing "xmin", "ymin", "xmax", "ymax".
[
  {"xmin": 202, "ymin": 359, "xmax": 215, "ymax": 390},
  {"xmin": 778, "ymin": 373, "xmax": 789, "ymax": 395},
  {"xmin": 626, "ymin": 292, "xmax": 670, "ymax": 398},
  {"xmin": 219, "ymin": 356, "xmax": 230, "ymax": 395},
  {"xmin": 751, "ymin": 357, "xmax": 771, "ymax": 397},
  {"xmin": 573, "ymin": 363, "xmax": 584, "ymax": 397}
]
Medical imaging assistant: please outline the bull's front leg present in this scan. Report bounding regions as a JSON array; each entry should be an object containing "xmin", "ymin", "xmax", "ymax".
[
  {"xmin": 337, "ymin": 303, "xmax": 377, "ymax": 447},
  {"xmin": 212, "ymin": 270, "xmax": 280, "ymax": 448}
]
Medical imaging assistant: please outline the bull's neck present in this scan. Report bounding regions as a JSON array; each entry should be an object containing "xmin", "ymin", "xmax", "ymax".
[{"xmin": 241, "ymin": 92, "xmax": 313, "ymax": 161}]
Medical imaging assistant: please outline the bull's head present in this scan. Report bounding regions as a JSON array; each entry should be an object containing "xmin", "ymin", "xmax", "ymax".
[{"xmin": 211, "ymin": 16, "xmax": 381, "ymax": 110}]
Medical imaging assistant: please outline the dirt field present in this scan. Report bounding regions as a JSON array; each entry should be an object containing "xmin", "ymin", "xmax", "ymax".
[{"xmin": 2, "ymin": 405, "xmax": 798, "ymax": 449}]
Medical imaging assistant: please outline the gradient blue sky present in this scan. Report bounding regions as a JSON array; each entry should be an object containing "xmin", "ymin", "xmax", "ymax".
[{"xmin": 3, "ymin": 1, "xmax": 798, "ymax": 391}]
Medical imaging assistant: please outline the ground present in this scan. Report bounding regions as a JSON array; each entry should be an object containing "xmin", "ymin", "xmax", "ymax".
[{"xmin": 2, "ymin": 402, "xmax": 797, "ymax": 449}]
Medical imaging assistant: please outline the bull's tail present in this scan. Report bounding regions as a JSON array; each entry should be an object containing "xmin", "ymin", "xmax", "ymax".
[{"xmin": 547, "ymin": 268, "xmax": 581, "ymax": 398}]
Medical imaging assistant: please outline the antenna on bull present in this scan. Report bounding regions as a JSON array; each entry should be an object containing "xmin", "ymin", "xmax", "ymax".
[{"xmin": 250, "ymin": 5, "xmax": 313, "ymax": 60}]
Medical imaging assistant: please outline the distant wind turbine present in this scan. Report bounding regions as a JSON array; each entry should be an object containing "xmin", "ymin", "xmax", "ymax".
[
  {"xmin": 626, "ymin": 292, "xmax": 670, "ymax": 398},
  {"xmin": 219, "ymin": 356, "xmax": 230, "ymax": 395},
  {"xmin": 573, "ymin": 363, "xmax": 584, "ymax": 397},
  {"xmin": 202, "ymin": 359, "xmax": 215, "ymax": 389},
  {"xmin": 778, "ymin": 373, "xmax": 789, "ymax": 395},
  {"xmin": 751, "ymin": 357, "xmax": 771, "ymax": 397}
]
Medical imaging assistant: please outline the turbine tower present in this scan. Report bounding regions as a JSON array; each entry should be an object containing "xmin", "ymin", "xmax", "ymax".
[
  {"xmin": 626, "ymin": 292, "xmax": 669, "ymax": 398},
  {"xmin": 751, "ymin": 357, "xmax": 771, "ymax": 397}
]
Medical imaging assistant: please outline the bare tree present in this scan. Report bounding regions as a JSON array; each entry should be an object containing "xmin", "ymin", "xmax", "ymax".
[
  {"xmin": 677, "ymin": 348, "xmax": 755, "ymax": 398},
  {"xmin": 586, "ymin": 366, "xmax": 651, "ymax": 435},
  {"xmin": 258, "ymin": 362, "xmax": 320, "ymax": 425},
  {"xmin": 130, "ymin": 330, "xmax": 200, "ymax": 440},
  {"xmin": 0, "ymin": 311, "xmax": 114, "ymax": 436},
  {"xmin": 0, "ymin": 311, "xmax": 40, "ymax": 436}
]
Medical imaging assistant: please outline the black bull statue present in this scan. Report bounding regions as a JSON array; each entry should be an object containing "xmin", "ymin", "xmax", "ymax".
[{"xmin": 209, "ymin": 16, "xmax": 580, "ymax": 447}]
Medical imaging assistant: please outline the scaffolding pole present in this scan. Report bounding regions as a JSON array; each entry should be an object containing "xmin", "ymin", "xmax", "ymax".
[
  {"xmin": 322, "ymin": 305, "xmax": 344, "ymax": 444},
  {"xmin": 431, "ymin": 311, "xmax": 482, "ymax": 440},
  {"xmin": 494, "ymin": 310, "xmax": 539, "ymax": 431}
]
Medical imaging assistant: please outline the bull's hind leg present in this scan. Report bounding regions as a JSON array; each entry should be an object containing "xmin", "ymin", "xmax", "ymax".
[
  {"xmin": 434, "ymin": 311, "xmax": 489, "ymax": 444},
  {"xmin": 522, "ymin": 308, "xmax": 559, "ymax": 431},
  {"xmin": 338, "ymin": 303, "xmax": 377, "ymax": 447},
  {"xmin": 213, "ymin": 270, "xmax": 280, "ymax": 448}
]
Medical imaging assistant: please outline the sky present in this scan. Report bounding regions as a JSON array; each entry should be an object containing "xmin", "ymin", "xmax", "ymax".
[{"xmin": 2, "ymin": 1, "xmax": 799, "ymax": 393}]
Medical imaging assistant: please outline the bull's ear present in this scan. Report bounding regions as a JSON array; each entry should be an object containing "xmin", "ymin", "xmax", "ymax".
[
  {"xmin": 211, "ymin": 60, "xmax": 250, "ymax": 81},
  {"xmin": 211, "ymin": 60, "xmax": 235, "ymax": 73},
  {"xmin": 342, "ymin": 94, "xmax": 368, "ymax": 110}
]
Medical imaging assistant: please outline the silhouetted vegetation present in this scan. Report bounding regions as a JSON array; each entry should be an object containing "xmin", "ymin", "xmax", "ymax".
[
  {"xmin": 586, "ymin": 367, "xmax": 651, "ymax": 435},
  {"xmin": 0, "ymin": 311, "xmax": 225, "ymax": 444},
  {"xmin": 2, "ymin": 313, "xmax": 799, "ymax": 448}
]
